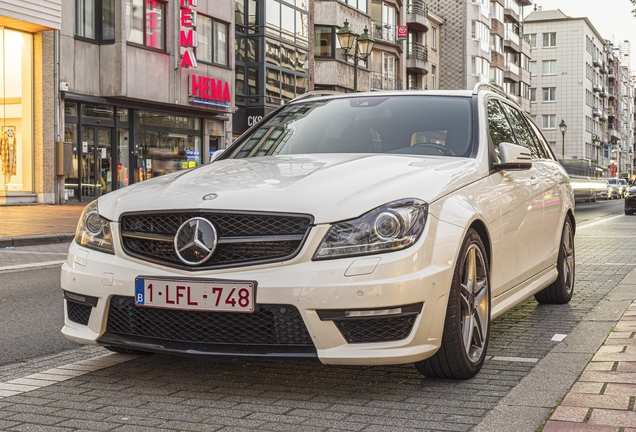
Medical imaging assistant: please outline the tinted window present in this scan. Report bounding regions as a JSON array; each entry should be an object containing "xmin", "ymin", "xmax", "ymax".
[
  {"xmin": 486, "ymin": 99, "xmax": 515, "ymax": 162},
  {"xmin": 501, "ymin": 103, "xmax": 544, "ymax": 159},
  {"xmin": 226, "ymin": 96, "xmax": 474, "ymax": 158},
  {"xmin": 524, "ymin": 114, "xmax": 555, "ymax": 160}
]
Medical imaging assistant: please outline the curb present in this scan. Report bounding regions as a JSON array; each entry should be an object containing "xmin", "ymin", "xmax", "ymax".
[{"xmin": 0, "ymin": 233, "xmax": 75, "ymax": 248}]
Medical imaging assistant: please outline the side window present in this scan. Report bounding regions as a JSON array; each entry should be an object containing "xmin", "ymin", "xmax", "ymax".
[
  {"xmin": 525, "ymin": 115, "xmax": 556, "ymax": 160},
  {"xmin": 500, "ymin": 103, "xmax": 543, "ymax": 159},
  {"xmin": 486, "ymin": 99, "xmax": 516, "ymax": 162}
]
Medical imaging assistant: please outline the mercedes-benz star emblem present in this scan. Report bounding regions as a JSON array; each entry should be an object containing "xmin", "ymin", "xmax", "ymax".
[{"xmin": 174, "ymin": 217, "xmax": 218, "ymax": 265}]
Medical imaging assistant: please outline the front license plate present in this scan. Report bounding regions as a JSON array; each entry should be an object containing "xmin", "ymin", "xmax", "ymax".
[{"xmin": 134, "ymin": 277, "xmax": 256, "ymax": 313}]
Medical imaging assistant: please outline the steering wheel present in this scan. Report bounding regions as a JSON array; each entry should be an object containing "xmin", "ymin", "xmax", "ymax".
[{"xmin": 412, "ymin": 142, "xmax": 455, "ymax": 156}]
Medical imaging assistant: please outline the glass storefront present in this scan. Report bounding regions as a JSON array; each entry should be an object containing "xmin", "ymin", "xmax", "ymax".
[
  {"xmin": 0, "ymin": 29, "xmax": 33, "ymax": 193},
  {"xmin": 64, "ymin": 102, "xmax": 202, "ymax": 202}
]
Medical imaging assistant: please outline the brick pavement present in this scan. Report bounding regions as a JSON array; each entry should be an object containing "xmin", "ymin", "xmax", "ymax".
[{"xmin": 0, "ymin": 212, "xmax": 635, "ymax": 430}]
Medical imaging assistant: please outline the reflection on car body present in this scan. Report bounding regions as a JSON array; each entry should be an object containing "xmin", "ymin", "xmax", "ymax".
[{"xmin": 62, "ymin": 85, "xmax": 575, "ymax": 380}]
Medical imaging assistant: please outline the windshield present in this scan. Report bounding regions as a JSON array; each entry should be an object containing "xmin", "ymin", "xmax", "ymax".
[{"xmin": 225, "ymin": 96, "xmax": 473, "ymax": 159}]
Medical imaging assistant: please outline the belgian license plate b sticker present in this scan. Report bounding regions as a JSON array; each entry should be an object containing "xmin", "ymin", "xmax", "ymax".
[{"xmin": 135, "ymin": 278, "xmax": 145, "ymax": 305}]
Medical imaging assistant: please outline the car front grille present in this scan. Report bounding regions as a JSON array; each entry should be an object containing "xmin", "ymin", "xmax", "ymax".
[
  {"xmin": 334, "ymin": 315, "xmax": 417, "ymax": 343},
  {"xmin": 105, "ymin": 296, "xmax": 314, "ymax": 346},
  {"xmin": 120, "ymin": 211, "xmax": 313, "ymax": 270},
  {"xmin": 66, "ymin": 300, "xmax": 92, "ymax": 325}
]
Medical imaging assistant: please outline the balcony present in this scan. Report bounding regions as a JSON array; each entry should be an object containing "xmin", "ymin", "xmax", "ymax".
[
  {"xmin": 406, "ymin": 0, "xmax": 430, "ymax": 32},
  {"xmin": 593, "ymin": 58, "xmax": 602, "ymax": 67},
  {"xmin": 406, "ymin": 42, "xmax": 429, "ymax": 73},
  {"xmin": 371, "ymin": 20, "xmax": 397, "ymax": 45},
  {"xmin": 608, "ymin": 86, "xmax": 616, "ymax": 98},
  {"xmin": 600, "ymin": 64, "xmax": 608, "ymax": 74},
  {"xmin": 593, "ymin": 108, "xmax": 602, "ymax": 118},
  {"xmin": 504, "ymin": 63, "xmax": 520, "ymax": 81},
  {"xmin": 370, "ymin": 71, "xmax": 403, "ymax": 91},
  {"xmin": 593, "ymin": 84, "xmax": 602, "ymax": 93},
  {"xmin": 504, "ymin": 25, "xmax": 520, "ymax": 52},
  {"xmin": 608, "ymin": 68, "xmax": 616, "ymax": 78}
]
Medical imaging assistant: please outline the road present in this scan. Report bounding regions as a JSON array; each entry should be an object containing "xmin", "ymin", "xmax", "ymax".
[{"xmin": 0, "ymin": 199, "xmax": 634, "ymax": 431}]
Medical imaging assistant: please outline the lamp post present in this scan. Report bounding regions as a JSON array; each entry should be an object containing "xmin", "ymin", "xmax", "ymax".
[
  {"xmin": 559, "ymin": 119, "xmax": 567, "ymax": 160},
  {"xmin": 336, "ymin": 20, "xmax": 375, "ymax": 92}
]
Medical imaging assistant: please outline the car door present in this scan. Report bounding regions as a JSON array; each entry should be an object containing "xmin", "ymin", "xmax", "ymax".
[
  {"xmin": 486, "ymin": 99, "xmax": 545, "ymax": 297},
  {"xmin": 523, "ymin": 113, "xmax": 567, "ymax": 268}
]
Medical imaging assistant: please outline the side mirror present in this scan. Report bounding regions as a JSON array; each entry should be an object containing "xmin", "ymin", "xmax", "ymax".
[
  {"xmin": 493, "ymin": 142, "xmax": 532, "ymax": 171},
  {"xmin": 210, "ymin": 149, "xmax": 226, "ymax": 162}
]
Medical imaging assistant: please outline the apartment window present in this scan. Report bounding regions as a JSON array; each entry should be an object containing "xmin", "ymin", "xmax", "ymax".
[
  {"xmin": 490, "ymin": 34, "xmax": 503, "ymax": 54},
  {"xmin": 529, "ymin": 61, "xmax": 536, "ymax": 75},
  {"xmin": 126, "ymin": 0, "xmax": 166, "ymax": 50},
  {"xmin": 529, "ymin": 88, "xmax": 536, "ymax": 102},
  {"xmin": 490, "ymin": 1, "xmax": 504, "ymax": 22},
  {"xmin": 543, "ymin": 60, "xmax": 556, "ymax": 75},
  {"xmin": 542, "ymin": 115, "xmax": 556, "ymax": 129},
  {"xmin": 522, "ymin": 82, "xmax": 531, "ymax": 100},
  {"xmin": 431, "ymin": 26, "xmax": 437, "ymax": 49},
  {"xmin": 543, "ymin": 32, "xmax": 556, "ymax": 47},
  {"xmin": 489, "ymin": 67, "xmax": 503, "ymax": 87},
  {"xmin": 471, "ymin": 21, "xmax": 490, "ymax": 45},
  {"xmin": 527, "ymin": 33, "xmax": 536, "ymax": 48},
  {"xmin": 472, "ymin": 56, "xmax": 490, "ymax": 75},
  {"xmin": 75, "ymin": 0, "xmax": 115, "ymax": 43},
  {"xmin": 198, "ymin": 16, "xmax": 229, "ymax": 66},
  {"xmin": 342, "ymin": 0, "xmax": 367, "ymax": 13},
  {"xmin": 542, "ymin": 87, "xmax": 556, "ymax": 102},
  {"xmin": 431, "ymin": 65, "xmax": 436, "ymax": 90}
]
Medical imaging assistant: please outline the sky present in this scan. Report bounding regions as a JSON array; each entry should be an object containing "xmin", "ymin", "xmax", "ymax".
[{"xmin": 528, "ymin": 0, "xmax": 636, "ymax": 68}]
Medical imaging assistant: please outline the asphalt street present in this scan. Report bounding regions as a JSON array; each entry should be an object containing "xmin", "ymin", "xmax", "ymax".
[{"xmin": 0, "ymin": 198, "xmax": 633, "ymax": 431}]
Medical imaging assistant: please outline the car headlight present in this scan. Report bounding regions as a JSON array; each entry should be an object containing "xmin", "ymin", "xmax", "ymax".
[
  {"xmin": 314, "ymin": 199, "xmax": 428, "ymax": 260},
  {"xmin": 75, "ymin": 200, "xmax": 114, "ymax": 254}
]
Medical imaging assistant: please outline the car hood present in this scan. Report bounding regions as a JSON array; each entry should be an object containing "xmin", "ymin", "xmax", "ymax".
[{"xmin": 98, "ymin": 154, "xmax": 483, "ymax": 224}]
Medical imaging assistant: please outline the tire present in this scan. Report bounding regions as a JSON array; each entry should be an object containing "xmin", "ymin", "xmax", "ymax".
[
  {"xmin": 534, "ymin": 217, "xmax": 575, "ymax": 304},
  {"xmin": 415, "ymin": 229, "xmax": 490, "ymax": 380},
  {"xmin": 104, "ymin": 346, "xmax": 151, "ymax": 355}
]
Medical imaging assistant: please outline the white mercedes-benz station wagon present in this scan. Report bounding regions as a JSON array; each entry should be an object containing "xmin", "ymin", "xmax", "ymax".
[{"xmin": 62, "ymin": 85, "xmax": 575, "ymax": 379}]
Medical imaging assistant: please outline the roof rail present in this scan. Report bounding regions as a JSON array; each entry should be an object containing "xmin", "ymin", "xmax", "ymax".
[
  {"xmin": 472, "ymin": 83, "xmax": 516, "ymax": 102},
  {"xmin": 291, "ymin": 90, "xmax": 343, "ymax": 102}
]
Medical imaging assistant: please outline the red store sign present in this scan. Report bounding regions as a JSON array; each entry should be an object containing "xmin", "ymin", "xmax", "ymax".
[
  {"xmin": 180, "ymin": 0, "xmax": 198, "ymax": 68},
  {"xmin": 189, "ymin": 74, "xmax": 232, "ymax": 104}
]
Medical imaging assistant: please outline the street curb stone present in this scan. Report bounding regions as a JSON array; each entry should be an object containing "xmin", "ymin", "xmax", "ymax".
[{"xmin": 0, "ymin": 233, "xmax": 74, "ymax": 248}]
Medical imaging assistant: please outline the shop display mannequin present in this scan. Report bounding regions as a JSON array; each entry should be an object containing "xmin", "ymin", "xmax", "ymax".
[{"xmin": 1, "ymin": 127, "xmax": 17, "ymax": 188}]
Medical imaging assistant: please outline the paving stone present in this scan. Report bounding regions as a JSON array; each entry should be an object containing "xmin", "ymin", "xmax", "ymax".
[
  {"xmin": 562, "ymin": 393, "xmax": 630, "ymax": 410},
  {"xmin": 550, "ymin": 406, "xmax": 590, "ymax": 422},
  {"xmin": 604, "ymin": 383, "xmax": 636, "ymax": 396},
  {"xmin": 55, "ymin": 418, "xmax": 120, "ymax": 430},
  {"xmin": 570, "ymin": 382, "xmax": 605, "ymax": 394},
  {"xmin": 586, "ymin": 362, "xmax": 616, "ymax": 371},
  {"xmin": 300, "ymin": 417, "xmax": 367, "ymax": 431},
  {"xmin": 542, "ymin": 420, "xmax": 620, "ymax": 431},
  {"xmin": 589, "ymin": 409, "xmax": 636, "ymax": 427}
]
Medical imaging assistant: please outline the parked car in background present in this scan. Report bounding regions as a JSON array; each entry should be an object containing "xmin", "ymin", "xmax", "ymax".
[
  {"xmin": 61, "ymin": 85, "xmax": 576, "ymax": 380},
  {"xmin": 619, "ymin": 179, "xmax": 628, "ymax": 198},
  {"xmin": 607, "ymin": 178, "xmax": 621, "ymax": 199},
  {"xmin": 626, "ymin": 182, "xmax": 636, "ymax": 215},
  {"xmin": 596, "ymin": 179, "xmax": 611, "ymax": 200},
  {"xmin": 569, "ymin": 176, "xmax": 597, "ymax": 202}
]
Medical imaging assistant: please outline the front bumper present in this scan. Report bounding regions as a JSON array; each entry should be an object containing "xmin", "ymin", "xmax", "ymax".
[
  {"xmin": 626, "ymin": 196, "xmax": 636, "ymax": 212},
  {"xmin": 61, "ymin": 217, "xmax": 462, "ymax": 365}
]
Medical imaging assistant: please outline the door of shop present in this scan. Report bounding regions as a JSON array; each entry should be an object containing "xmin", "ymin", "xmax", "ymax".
[{"xmin": 80, "ymin": 127, "xmax": 112, "ymax": 199}]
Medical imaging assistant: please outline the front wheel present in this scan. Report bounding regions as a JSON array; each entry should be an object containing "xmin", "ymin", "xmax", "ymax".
[
  {"xmin": 535, "ymin": 217, "xmax": 575, "ymax": 304},
  {"xmin": 415, "ymin": 229, "xmax": 490, "ymax": 379}
]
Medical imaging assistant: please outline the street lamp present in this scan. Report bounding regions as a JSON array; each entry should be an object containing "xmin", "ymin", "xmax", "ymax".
[
  {"xmin": 559, "ymin": 119, "xmax": 567, "ymax": 160},
  {"xmin": 337, "ymin": 20, "xmax": 375, "ymax": 92}
]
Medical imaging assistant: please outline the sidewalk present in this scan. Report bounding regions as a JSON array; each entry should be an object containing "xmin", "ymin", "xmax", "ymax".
[{"xmin": 0, "ymin": 203, "xmax": 87, "ymax": 247}]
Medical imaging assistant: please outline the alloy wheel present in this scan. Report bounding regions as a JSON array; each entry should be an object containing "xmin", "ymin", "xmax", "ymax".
[
  {"xmin": 561, "ymin": 222, "xmax": 575, "ymax": 296},
  {"xmin": 459, "ymin": 245, "xmax": 490, "ymax": 364}
]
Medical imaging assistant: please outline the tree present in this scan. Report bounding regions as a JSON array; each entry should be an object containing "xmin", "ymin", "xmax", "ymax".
[{"xmin": 632, "ymin": 0, "xmax": 636, "ymax": 15}]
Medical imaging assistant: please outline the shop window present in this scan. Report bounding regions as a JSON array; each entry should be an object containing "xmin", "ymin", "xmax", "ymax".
[
  {"xmin": 198, "ymin": 15, "xmax": 229, "ymax": 67},
  {"xmin": 125, "ymin": 0, "xmax": 166, "ymax": 51},
  {"xmin": 1, "ymin": 29, "xmax": 33, "ymax": 194},
  {"xmin": 75, "ymin": 0, "xmax": 115, "ymax": 43}
]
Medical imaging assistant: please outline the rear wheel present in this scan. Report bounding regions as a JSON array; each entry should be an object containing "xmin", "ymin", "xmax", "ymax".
[
  {"xmin": 535, "ymin": 217, "xmax": 575, "ymax": 304},
  {"xmin": 415, "ymin": 229, "xmax": 490, "ymax": 379}
]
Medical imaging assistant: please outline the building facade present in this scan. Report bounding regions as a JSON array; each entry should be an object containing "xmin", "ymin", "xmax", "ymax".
[
  {"xmin": 59, "ymin": 0, "xmax": 234, "ymax": 204},
  {"xmin": 425, "ymin": 0, "xmax": 531, "ymax": 111},
  {"xmin": 0, "ymin": 1, "xmax": 61, "ymax": 204},
  {"xmin": 525, "ymin": 9, "xmax": 617, "ymax": 175}
]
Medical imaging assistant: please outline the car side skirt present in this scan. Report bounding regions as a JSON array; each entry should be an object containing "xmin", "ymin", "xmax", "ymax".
[{"xmin": 491, "ymin": 266, "xmax": 558, "ymax": 319}]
